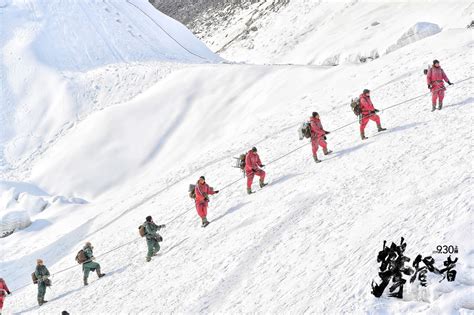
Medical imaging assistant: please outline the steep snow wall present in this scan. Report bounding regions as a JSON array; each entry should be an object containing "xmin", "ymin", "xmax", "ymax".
[{"xmin": 0, "ymin": 0, "xmax": 220, "ymax": 175}]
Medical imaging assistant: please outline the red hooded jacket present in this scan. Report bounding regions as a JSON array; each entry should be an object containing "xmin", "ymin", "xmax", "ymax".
[
  {"xmin": 310, "ymin": 117, "xmax": 327, "ymax": 138},
  {"xmin": 427, "ymin": 67, "xmax": 449, "ymax": 86},
  {"xmin": 359, "ymin": 94, "xmax": 376, "ymax": 116},
  {"xmin": 194, "ymin": 182, "xmax": 215, "ymax": 205},
  {"xmin": 245, "ymin": 150, "xmax": 263, "ymax": 172}
]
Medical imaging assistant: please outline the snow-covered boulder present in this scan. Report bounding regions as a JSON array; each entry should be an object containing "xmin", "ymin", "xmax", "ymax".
[
  {"xmin": 16, "ymin": 192, "xmax": 49, "ymax": 216},
  {"xmin": 0, "ymin": 210, "xmax": 31, "ymax": 236},
  {"xmin": 386, "ymin": 22, "xmax": 441, "ymax": 54},
  {"xmin": 0, "ymin": 181, "xmax": 86, "ymax": 236}
]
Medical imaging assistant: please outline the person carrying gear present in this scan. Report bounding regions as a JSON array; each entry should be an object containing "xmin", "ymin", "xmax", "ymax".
[
  {"xmin": 427, "ymin": 59, "xmax": 452, "ymax": 111},
  {"xmin": 309, "ymin": 112, "xmax": 332, "ymax": 163},
  {"xmin": 143, "ymin": 216, "xmax": 165, "ymax": 262},
  {"xmin": 245, "ymin": 147, "xmax": 267, "ymax": 194},
  {"xmin": 359, "ymin": 89, "xmax": 386, "ymax": 140},
  {"xmin": 0, "ymin": 278, "xmax": 11, "ymax": 314},
  {"xmin": 82, "ymin": 242, "xmax": 105, "ymax": 286},
  {"xmin": 34, "ymin": 259, "xmax": 50, "ymax": 306},
  {"xmin": 194, "ymin": 176, "xmax": 219, "ymax": 227}
]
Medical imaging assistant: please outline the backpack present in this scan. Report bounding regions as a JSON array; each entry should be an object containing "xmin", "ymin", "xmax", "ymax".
[
  {"xmin": 233, "ymin": 154, "xmax": 246, "ymax": 170},
  {"xmin": 189, "ymin": 184, "xmax": 196, "ymax": 199},
  {"xmin": 233, "ymin": 154, "xmax": 247, "ymax": 177},
  {"xmin": 31, "ymin": 272, "xmax": 38, "ymax": 284},
  {"xmin": 238, "ymin": 154, "xmax": 246, "ymax": 170},
  {"xmin": 298, "ymin": 122, "xmax": 311, "ymax": 140},
  {"xmin": 75, "ymin": 249, "xmax": 87, "ymax": 264},
  {"xmin": 423, "ymin": 64, "xmax": 431, "ymax": 75},
  {"xmin": 350, "ymin": 97, "xmax": 361, "ymax": 116},
  {"xmin": 138, "ymin": 225, "xmax": 146, "ymax": 237}
]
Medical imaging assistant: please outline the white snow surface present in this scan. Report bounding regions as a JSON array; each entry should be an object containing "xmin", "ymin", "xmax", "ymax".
[
  {"xmin": 1, "ymin": 0, "xmax": 474, "ymax": 314},
  {"xmin": 0, "ymin": 0, "xmax": 220, "ymax": 177},
  {"xmin": 200, "ymin": 1, "xmax": 472, "ymax": 65}
]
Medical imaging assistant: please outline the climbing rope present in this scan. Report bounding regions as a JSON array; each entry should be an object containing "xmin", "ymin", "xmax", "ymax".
[
  {"xmin": 125, "ymin": 0, "xmax": 208, "ymax": 61},
  {"xmin": 9, "ymin": 76, "xmax": 473, "ymax": 293}
]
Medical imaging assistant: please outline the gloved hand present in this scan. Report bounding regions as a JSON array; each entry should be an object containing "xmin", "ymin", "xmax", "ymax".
[
  {"xmin": 428, "ymin": 84, "xmax": 432, "ymax": 89},
  {"xmin": 374, "ymin": 109, "xmax": 380, "ymax": 113},
  {"xmin": 325, "ymin": 131, "xmax": 330, "ymax": 134},
  {"xmin": 260, "ymin": 164, "xmax": 265, "ymax": 167},
  {"xmin": 214, "ymin": 190, "xmax": 220, "ymax": 193},
  {"xmin": 370, "ymin": 110, "xmax": 376, "ymax": 114},
  {"xmin": 448, "ymin": 81, "xmax": 453, "ymax": 85},
  {"xmin": 323, "ymin": 136, "xmax": 327, "ymax": 140},
  {"xmin": 7, "ymin": 291, "xmax": 11, "ymax": 295},
  {"xmin": 160, "ymin": 224, "xmax": 166, "ymax": 229}
]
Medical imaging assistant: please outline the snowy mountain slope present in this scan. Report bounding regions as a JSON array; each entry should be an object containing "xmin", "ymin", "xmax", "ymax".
[
  {"xmin": 1, "ymin": 14, "xmax": 473, "ymax": 314},
  {"xmin": 191, "ymin": 1, "xmax": 473, "ymax": 65},
  {"xmin": 0, "ymin": 0, "xmax": 220, "ymax": 177}
]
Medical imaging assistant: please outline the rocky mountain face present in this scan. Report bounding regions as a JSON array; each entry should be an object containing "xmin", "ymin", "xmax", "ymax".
[{"xmin": 148, "ymin": 0, "xmax": 289, "ymax": 53}]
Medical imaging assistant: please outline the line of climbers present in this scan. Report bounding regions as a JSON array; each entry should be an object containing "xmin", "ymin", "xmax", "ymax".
[{"xmin": 1, "ymin": 60, "xmax": 456, "ymax": 311}]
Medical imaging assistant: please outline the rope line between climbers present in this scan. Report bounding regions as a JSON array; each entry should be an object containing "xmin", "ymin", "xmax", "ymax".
[{"xmin": 10, "ymin": 76, "xmax": 472, "ymax": 293}]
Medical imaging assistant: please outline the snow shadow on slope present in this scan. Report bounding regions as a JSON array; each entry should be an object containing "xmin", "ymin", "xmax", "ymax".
[
  {"xmin": 334, "ymin": 142, "xmax": 370, "ymax": 159},
  {"xmin": 366, "ymin": 122, "xmax": 421, "ymax": 140},
  {"xmin": 212, "ymin": 201, "xmax": 251, "ymax": 223},
  {"xmin": 105, "ymin": 263, "xmax": 132, "ymax": 277},
  {"xmin": 270, "ymin": 173, "xmax": 303, "ymax": 187},
  {"xmin": 445, "ymin": 96, "xmax": 473, "ymax": 108},
  {"xmin": 383, "ymin": 122, "xmax": 422, "ymax": 134}
]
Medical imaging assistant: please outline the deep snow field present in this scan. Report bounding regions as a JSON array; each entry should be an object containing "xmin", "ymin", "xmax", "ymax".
[{"xmin": 1, "ymin": 0, "xmax": 473, "ymax": 314}]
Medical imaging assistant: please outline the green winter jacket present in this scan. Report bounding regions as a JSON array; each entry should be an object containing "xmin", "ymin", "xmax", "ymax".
[
  {"xmin": 35, "ymin": 265, "xmax": 50, "ymax": 281},
  {"xmin": 144, "ymin": 221, "xmax": 163, "ymax": 241},
  {"xmin": 82, "ymin": 245, "xmax": 99, "ymax": 270}
]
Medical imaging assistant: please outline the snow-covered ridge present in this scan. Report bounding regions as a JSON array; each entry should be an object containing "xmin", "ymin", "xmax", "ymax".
[
  {"xmin": 0, "ymin": 0, "xmax": 221, "ymax": 175},
  {"xmin": 5, "ymin": 0, "xmax": 220, "ymax": 71}
]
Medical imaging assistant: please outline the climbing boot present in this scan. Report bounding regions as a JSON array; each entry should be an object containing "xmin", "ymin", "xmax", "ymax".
[
  {"xmin": 259, "ymin": 179, "xmax": 267, "ymax": 188},
  {"xmin": 247, "ymin": 187, "xmax": 253, "ymax": 195},
  {"xmin": 201, "ymin": 217, "xmax": 210, "ymax": 227},
  {"xmin": 323, "ymin": 148, "xmax": 333, "ymax": 155},
  {"xmin": 431, "ymin": 105, "xmax": 436, "ymax": 112},
  {"xmin": 146, "ymin": 256, "xmax": 151, "ymax": 262},
  {"xmin": 438, "ymin": 101, "xmax": 443, "ymax": 110},
  {"xmin": 360, "ymin": 131, "xmax": 368, "ymax": 140},
  {"xmin": 313, "ymin": 155, "xmax": 321, "ymax": 163},
  {"xmin": 96, "ymin": 268, "xmax": 105, "ymax": 278},
  {"xmin": 377, "ymin": 124, "xmax": 387, "ymax": 132},
  {"xmin": 83, "ymin": 276, "xmax": 88, "ymax": 286}
]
